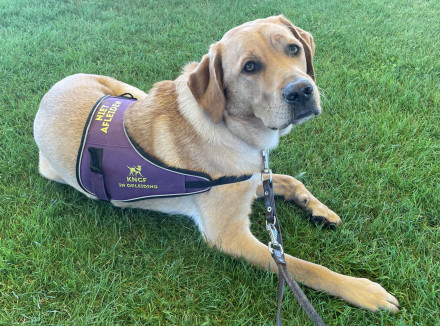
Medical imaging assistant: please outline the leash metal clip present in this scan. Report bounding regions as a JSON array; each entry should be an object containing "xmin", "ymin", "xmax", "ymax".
[
  {"xmin": 261, "ymin": 150, "xmax": 272, "ymax": 183},
  {"xmin": 266, "ymin": 221, "xmax": 284, "ymax": 256}
]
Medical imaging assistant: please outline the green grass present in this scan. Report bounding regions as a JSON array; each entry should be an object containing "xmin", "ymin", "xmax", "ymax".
[{"xmin": 1, "ymin": 0, "xmax": 439, "ymax": 324}]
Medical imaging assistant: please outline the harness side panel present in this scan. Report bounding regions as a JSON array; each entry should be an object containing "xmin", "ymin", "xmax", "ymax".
[{"xmin": 76, "ymin": 95, "xmax": 212, "ymax": 201}]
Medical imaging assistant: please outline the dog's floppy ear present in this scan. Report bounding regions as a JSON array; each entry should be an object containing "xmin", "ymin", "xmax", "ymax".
[
  {"xmin": 188, "ymin": 43, "xmax": 225, "ymax": 123},
  {"xmin": 278, "ymin": 15, "xmax": 316, "ymax": 81}
]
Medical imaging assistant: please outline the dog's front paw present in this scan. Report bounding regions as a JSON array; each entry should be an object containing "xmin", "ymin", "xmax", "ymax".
[
  {"xmin": 308, "ymin": 202, "xmax": 342, "ymax": 226},
  {"xmin": 341, "ymin": 276, "xmax": 400, "ymax": 313}
]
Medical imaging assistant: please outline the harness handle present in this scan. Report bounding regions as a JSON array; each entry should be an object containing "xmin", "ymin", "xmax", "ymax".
[{"xmin": 118, "ymin": 93, "xmax": 137, "ymax": 100}]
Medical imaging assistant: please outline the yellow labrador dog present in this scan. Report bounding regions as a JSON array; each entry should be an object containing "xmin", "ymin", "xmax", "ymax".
[{"xmin": 34, "ymin": 15, "xmax": 399, "ymax": 313}]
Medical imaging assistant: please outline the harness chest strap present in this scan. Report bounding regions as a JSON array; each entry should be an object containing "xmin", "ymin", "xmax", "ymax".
[{"xmin": 76, "ymin": 95, "xmax": 252, "ymax": 202}]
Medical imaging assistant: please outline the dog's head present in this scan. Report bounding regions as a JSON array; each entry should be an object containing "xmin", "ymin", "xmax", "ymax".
[{"xmin": 188, "ymin": 15, "xmax": 320, "ymax": 147}]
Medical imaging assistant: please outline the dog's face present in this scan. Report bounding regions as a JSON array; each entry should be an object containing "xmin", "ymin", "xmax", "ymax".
[{"xmin": 188, "ymin": 16, "xmax": 320, "ymax": 146}]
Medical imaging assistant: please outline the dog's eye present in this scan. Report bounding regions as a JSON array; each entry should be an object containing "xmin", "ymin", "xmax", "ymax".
[
  {"xmin": 287, "ymin": 44, "xmax": 300, "ymax": 56},
  {"xmin": 242, "ymin": 61, "xmax": 259, "ymax": 73}
]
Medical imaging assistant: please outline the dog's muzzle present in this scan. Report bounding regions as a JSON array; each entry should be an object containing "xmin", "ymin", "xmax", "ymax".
[{"xmin": 282, "ymin": 78, "xmax": 320, "ymax": 121}]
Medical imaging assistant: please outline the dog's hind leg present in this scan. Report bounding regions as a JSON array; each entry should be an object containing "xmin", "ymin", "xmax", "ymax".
[
  {"xmin": 38, "ymin": 152, "xmax": 66, "ymax": 184},
  {"xmin": 256, "ymin": 174, "xmax": 342, "ymax": 226}
]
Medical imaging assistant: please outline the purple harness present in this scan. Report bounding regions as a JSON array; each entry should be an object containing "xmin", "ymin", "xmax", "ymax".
[{"xmin": 76, "ymin": 95, "xmax": 251, "ymax": 202}]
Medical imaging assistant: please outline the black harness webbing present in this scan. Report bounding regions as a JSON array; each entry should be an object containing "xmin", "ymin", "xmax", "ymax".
[
  {"xmin": 262, "ymin": 150, "xmax": 326, "ymax": 326},
  {"xmin": 185, "ymin": 174, "xmax": 253, "ymax": 189}
]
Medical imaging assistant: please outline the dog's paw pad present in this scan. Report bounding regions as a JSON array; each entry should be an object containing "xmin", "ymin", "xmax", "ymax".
[{"xmin": 310, "ymin": 215, "xmax": 338, "ymax": 229}]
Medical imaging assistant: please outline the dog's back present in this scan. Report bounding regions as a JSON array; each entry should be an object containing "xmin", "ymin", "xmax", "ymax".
[{"xmin": 34, "ymin": 74, "xmax": 147, "ymax": 190}]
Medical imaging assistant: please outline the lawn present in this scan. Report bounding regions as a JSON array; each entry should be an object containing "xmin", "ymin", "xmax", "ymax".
[{"xmin": 1, "ymin": 0, "xmax": 439, "ymax": 325}]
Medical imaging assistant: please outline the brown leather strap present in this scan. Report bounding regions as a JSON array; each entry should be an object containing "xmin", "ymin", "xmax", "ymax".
[{"xmin": 262, "ymin": 161, "xmax": 325, "ymax": 326}]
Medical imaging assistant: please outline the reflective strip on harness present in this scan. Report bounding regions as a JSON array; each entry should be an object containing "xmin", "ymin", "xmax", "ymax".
[{"xmin": 76, "ymin": 95, "xmax": 216, "ymax": 202}]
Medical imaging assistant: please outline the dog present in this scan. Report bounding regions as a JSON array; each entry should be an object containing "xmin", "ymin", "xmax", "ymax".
[{"xmin": 34, "ymin": 15, "xmax": 399, "ymax": 313}]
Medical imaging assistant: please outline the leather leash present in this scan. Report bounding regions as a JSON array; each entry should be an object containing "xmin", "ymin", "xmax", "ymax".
[{"xmin": 262, "ymin": 150, "xmax": 326, "ymax": 326}]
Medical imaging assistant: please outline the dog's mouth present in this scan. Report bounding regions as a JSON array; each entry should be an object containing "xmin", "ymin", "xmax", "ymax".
[
  {"xmin": 269, "ymin": 123, "xmax": 291, "ymax": 131},
  {"xmin": 291, "ymin": 111, "xmax": 315, "ymax": 125},
  {"xmin": 269, "ymin": 107, "xmax": 320, "ymax": 130},
  {"xmin": 295, "ymin": 110, "xmax": 315, "ymax": 120},
  {"xmin": 292, "ymin": 105, "xmax": 321, "ymax": 125}
]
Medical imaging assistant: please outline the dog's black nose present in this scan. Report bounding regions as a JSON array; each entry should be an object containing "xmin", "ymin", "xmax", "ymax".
[{"xmin": 282, "ymin": 79, "xmax": 314, "ymax": 105}]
